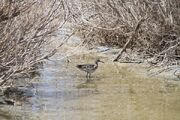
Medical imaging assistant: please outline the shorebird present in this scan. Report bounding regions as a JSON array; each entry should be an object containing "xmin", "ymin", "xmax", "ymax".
[{"xmin": 76, "ymin": 59, "xmax": 104, "ymax": 79}]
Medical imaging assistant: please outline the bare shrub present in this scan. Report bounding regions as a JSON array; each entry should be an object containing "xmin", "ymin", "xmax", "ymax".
[
  {"xmin": 0, "ymin": 0, "xmax": 64, "ymax": 86},
  {"xmin": 72, "ymin": 0, "xmax": 180, "ymax": 67}
]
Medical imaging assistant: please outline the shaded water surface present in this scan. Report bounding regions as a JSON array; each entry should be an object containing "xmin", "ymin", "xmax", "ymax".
[{"xmin": 0, "ymin": 53, "xmax": 180, "ymax": 120}]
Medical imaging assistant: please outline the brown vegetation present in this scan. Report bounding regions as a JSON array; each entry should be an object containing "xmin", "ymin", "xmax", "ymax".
[
  {"xmin": 0, "ymin": 0, "xmax": 64, "ymax": 86},
  {"xmin": 72, "ymin": 0, "xmax": 180, "ymax": 69}
]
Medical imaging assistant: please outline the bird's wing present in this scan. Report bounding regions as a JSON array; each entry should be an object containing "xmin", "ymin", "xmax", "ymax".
[{"xmin": 76, "ymin": 64, "xmax": 95, "ymax": 71}]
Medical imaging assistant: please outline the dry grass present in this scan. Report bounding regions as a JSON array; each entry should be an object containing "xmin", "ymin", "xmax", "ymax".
[
  {"xmin": 70, "ymin": 0, "xmax": 180, "ymax": 71},
  {"xmin": 0, "ymin": 0, "xmax": 65, "ymax": 86}
]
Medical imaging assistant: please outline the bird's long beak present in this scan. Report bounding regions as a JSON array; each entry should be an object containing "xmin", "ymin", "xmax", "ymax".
[{"xmin": 100, "ymin": 60, "xmax": 104, "ymax": 63}]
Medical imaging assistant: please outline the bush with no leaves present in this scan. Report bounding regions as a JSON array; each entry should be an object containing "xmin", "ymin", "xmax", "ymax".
[
  {"xmin": 72, "ymin": 0, "xmax": 180, "ymax": 67},
  {"xmin": 0, "ymin": 0, "xmax": 64, "ymax": 86}
]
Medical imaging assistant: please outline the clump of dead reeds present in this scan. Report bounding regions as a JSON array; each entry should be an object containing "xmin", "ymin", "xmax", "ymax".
[
  {"xmin": 0, "ymin": 0, "xmax": 64, "ymax": 86},
  {"xmin": 73, "ymin": 0, "xmax": 180, "ymax": 71}
]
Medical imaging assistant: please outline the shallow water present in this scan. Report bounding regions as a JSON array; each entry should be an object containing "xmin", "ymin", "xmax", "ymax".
[{"xmin": 0, "ymin": 52, "xmax": 180, "ymax": 120}]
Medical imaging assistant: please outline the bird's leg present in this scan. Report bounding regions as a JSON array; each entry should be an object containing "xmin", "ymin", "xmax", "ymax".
[
  {"xmin": 86, "ymin": 72, "xmax": 88, "ymax": 78},
  {"xmin": 86, "ymin": 73, "xmax": 91, "ymax": 79},
  {"xmin": 88, "ymin": 73, "xmax": 90, "ymax": 79},
  {"xmin": 89, "ymin": 73, "xmax": 91, "ymax": 79}
]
